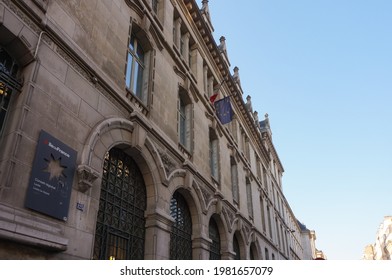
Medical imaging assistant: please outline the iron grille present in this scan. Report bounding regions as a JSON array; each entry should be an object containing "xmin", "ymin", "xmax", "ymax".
[
  {"xmin": 209, "ymin": 219, "xmax": 221, "ymax": 260},
  {"xmin": 170, "ymin": 191, "xmax": 192, "ymax": 259},
  {"xmin": 93, "ymin": 148, "xmax": 146, "ymax": 260},
  {"xmin": 0, "ymin": 48, "xmax": 22, "ymax": 135}
]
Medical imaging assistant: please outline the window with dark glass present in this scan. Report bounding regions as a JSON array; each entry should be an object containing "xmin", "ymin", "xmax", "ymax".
[
  {"xmin": 209, "ymin": 128, "xmax": 219, "ymax": 181},
  {"xmin": 93, "ymin": 148, "xmax": 147, "ymax": 260},
  {"xmin": 152, "ymin": 0, "xmax": 158, "ymax": 14},
  {"xmin": 170, "ymin": 191, "xmax": 192, "ymax": 259},
  {"xmin": 246, "ymin": 177, "xmax": 253, "ymax": 218},
  {"xmin": 209, "ymin": 218, "xmax": 221, "ymax": 260},
  {"xmin": 230, "ymin": 156, "xmax": 239, "ymax": 204},
  {"xmin": 179, "ymin": 98, "xmax": 186, "ymax": 145},
  {"xmin": 267, "ymin": 205, "xmax": 273, "ymax": 238},
  {"xmin": 126, "ymin": 35, "xmax": 145, "ymax": 100},
  {"xmin": 0, "ymin": 47, "xmax": 21, "ymax": 135},
  {"xmin": 177, "ymin": 89, "xmax": 192, "ymax": 152}
]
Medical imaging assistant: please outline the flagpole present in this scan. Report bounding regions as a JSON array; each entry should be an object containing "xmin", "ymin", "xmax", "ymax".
[{"xmin": 209, "ymin": 78, "xmax": 227, "ymax": 103}]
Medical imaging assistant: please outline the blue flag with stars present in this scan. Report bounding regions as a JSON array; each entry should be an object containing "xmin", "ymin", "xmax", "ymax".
[{"xmin": 214, "ymin": 96, "xmax": 234, "ymax": 125}]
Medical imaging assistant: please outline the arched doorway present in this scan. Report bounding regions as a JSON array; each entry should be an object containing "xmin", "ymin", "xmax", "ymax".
[
  {"xmin": 93, "ymin": 148, "xmax": 147, "ymax": 259},
  {"xmin": 169, "ymin": 191, "xmax": 192, "ymax": 259}
]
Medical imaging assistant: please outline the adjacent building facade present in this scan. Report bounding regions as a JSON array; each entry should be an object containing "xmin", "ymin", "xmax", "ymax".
[
  {"xmin": 363, "ymin": 216, "xmax": 392, "ymax": 260},
  {"xmin": 0, "ymin": 0, "xmax": 319, "ymax": 260}
]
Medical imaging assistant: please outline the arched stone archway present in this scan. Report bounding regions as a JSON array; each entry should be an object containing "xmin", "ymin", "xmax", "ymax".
[{"xmin": 76, "ymin": 117, "xmax": 168, "ymax": 259}]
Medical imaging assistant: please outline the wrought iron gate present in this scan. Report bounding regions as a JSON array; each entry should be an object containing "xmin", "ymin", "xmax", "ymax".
[
  {"xmin": 93, "ymin": 148, "xmax": 146, "ymax": 259},
  {"xmin": 170, "ymin": 191, "xmax": 192, "ymax": 259}
]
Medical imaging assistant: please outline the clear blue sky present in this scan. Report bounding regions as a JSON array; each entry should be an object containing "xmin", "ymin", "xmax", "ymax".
[{"xmin": 208, "ymin": 0, "xmax": 392, "ymax": 260}]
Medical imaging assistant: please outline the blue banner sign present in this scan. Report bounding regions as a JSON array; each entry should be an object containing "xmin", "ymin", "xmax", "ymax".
[{"xmin": 25, "ymin": 130, "xmax": 77, "ymax": 221}]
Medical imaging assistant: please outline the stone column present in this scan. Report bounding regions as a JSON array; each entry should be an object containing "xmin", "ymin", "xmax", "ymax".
[
  {"xmin": 192, "ymin": 235, "xmax": 212, "ymax": 259},
  {"xmin": 144, "ymin": 209, "xmax": 174, "ymax": 260},
  {"xmin": 221, "ymin": 249, "xmax": 236, "ymax": 260},
  {"xmin": 174, "ymin": 18, "xmax": 182, "ymax": 48},
  {"xmin": 183, "ymin": 32, "xmax": 190, "ymax": 63}
]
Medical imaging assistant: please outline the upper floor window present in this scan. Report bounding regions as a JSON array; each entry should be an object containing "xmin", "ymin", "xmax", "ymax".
[
  {"xmin": 152, "ymin": 0, "xmax": 158, "ymax": 14},
  {"xmin": 177, "ymin": 88, "xmax": 193, "ymax": 152},
  {"xmin": 126, "ymin": 35, "xmax": 144, "ymax": 99},
  {"xmin": 125, "ymin": 24, "xmax": 152, "ymax": 106},
  {"xmin": 256, "ymin": 154, "xmax": 262, "ymax": 180},
  {"xmin": 260, "ymin": 195, "xmax": 267, "ymax": 233},
  {"xmin": 0, "ymin": 47, "xmax": 21, "ymax": 136},
  {"xmin": 209, "ymin": 128, "xmax": 219, "ymax": 181},
  {"xmin": 267, "ymin": 205, "xmax": 273, "ymax": 238},
  {"xmin": 230, "ymin": 156, "xmax": 239, "ymax": 205},
  {"xmin": 246, "ymin": 178, "xmax": 253, "ymax": 219}
]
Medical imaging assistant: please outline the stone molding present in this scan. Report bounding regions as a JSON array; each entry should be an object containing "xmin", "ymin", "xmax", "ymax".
[
  {"xmin": 0, "ymin": 203, "xmax": 68, "ymax": 251},
  {"xmin": 76, "ymin": 164, "xmax": 99, "ymax": 193}
]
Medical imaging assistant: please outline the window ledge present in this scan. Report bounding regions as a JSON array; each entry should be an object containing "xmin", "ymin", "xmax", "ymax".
[
  {"xmin": 125, "ymin": 89, "xmax": 149, "ymax": 116},
  {"xmin": 178, "ymin": 143, "xmax": 193, "ymax": 160}
]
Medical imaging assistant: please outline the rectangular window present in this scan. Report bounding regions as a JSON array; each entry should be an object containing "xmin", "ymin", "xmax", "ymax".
[
  {"xmin": 245, "ymin": 138, "xmax": 250, "ymax": 161},
  {"xmin": 231, "ymin": 158, "xmax": 239, "ymax": 204},
  {"xmin": 246, "ymin": 179, "xmax": 253, "ymax": 218},
  {"xmin": 260, "ymin": 195, "xmax": 266, "ymax": 232},
  {"xmin": 125, "ymin": 29, "xmax": 149, "ymax": 104},
  {"xmin": 267, "ymin": 205, "xmax": 273, "ymax": 238},
  {"xmin": 178, "ymin": 99, "xmax": 186, "ymax": 146},
  {"xmin": 178, "ymin": 90, "xmax": 193, "ymax": 153},
  {"xmin": 256, "ymin": 155, "xmax": 262, "ymax": 180},
  {"xmin": 210, "ymin": 138, "xmax": 219, "ymax": 180},
  {"xmin": 152, "ymin": 0, "xmax": 158, "ymax": 14}
]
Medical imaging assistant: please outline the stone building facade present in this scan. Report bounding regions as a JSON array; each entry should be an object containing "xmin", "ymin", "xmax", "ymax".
[
  {"xmin": 0, "ymin": 0, "xmax": 308, "ymax": 260},
  {"xmin": 363, "ymin": 216, "xmax": 392, "ymax": 260}
]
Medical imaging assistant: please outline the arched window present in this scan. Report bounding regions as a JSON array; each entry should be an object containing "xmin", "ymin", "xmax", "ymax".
[
  {"xmin": 209, "ymin": 218, "xmax": 221, "ymax": 260},
  {"xmin": 170, "ymin": 191, "xmax": 192, "ymax": 259},
  {"xmin": 0, "ymin": 47, "xmax": 22, "ymax": 135},
  {"xmin": 93, "ymin": 148, "xmax": 147, "ymax": 260},
  {"xmin": 233, "ymin": 234, "xmax": 240, "ymax": 260}
]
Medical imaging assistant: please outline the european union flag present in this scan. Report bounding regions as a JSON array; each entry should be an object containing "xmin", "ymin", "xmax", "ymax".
[{"xmin": 214, "ymin": 96, "xmax": 234, "ymax": 125}]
